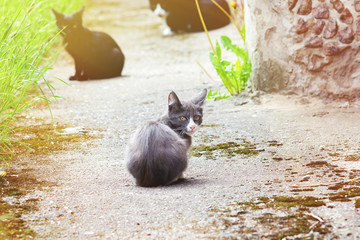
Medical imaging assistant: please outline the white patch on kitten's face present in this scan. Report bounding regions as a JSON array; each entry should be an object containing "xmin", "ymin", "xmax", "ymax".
[{"xmin": 186, "ymin": 117, "xmax": 199, "ymax": 136}]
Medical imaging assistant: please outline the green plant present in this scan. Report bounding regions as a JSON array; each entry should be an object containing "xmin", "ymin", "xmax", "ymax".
[
  {"xmin": 207, "ymin": 89, "xmax": 230, "ymax": 100},
  {"xmin": 195, "ymin": 0, "xmax": 251, "ymax": 96},
  {"xmin": 210, "ymin": 35, "xmax": 251, "ymax": 95},
  {"xmin": 0, "ymin": 0, "xmax": 85, "ymax": 168}
]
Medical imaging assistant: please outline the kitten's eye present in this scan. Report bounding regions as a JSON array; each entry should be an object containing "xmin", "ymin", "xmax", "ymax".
[
  {"xmin": 180, "ymin": 116, "xmax": 186, "ymax": 121},
  {"xmin": 194, "ymin": 116, "xmax": 200, "ymax": 121}
]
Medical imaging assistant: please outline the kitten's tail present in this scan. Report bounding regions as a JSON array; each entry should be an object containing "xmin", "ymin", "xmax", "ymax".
[{"xmin": 126, "ymin": 121, "xmax": 188, "ymax": 187}]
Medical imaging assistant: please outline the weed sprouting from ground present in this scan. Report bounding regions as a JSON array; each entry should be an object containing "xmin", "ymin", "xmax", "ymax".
[
  {"xmin": 195, "ymin": 0, "xmax": 251, "ymax": 96},
  {"xmin": 209, "ymin": 35, "xmax": 251, "ymax": 95}
]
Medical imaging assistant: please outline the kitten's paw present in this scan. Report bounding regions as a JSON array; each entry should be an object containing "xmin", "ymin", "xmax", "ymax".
[
  {"xmin": 168, "ymin": 173, "xmax": 185, "ymax": 185},
  {"xmin": 69, "ymin": 75, "xmax": 78, "ymax": 80},
  {"xmin": 178, "ymin": 173, "xmax": 184, "ymax": 180},
  {"xmin": 78, "ymin": 75, "xmax": 89, "ymax": 81},
  {"xmin": 162, "ymin": 27, "xmax": 174, "ymax": 36}
]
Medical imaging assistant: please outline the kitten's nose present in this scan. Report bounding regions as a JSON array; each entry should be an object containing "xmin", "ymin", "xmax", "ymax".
[{"xmin": 190, "ymin": 126, "xmax": 195, "ymax": 131}]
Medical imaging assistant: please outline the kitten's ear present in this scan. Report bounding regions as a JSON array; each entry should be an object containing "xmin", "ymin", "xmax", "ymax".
[
  {"xmin": 78, "ymin": 6, "xmax": 85, "ymax": 16},
  {"xmin": 73, "ymin": 7, "xmax": 85, "ymax": 19},
  {"xmin": 52, "ymin": 9, "xmax": 63, "ymax": 20},
  {"xmin": 79, "ymin": 6, "xmax": 85, "ymax": 15},
  {"xmin": 168, "ymin": 91, "xmax": 182, "ymax": 111},
  {"xmin": 72, "ymin": 7, "xmax": 85, "ymax": 24},
  {"xmin": 191, "ymin": 88, "xmax": 208, "ymax": 106}
]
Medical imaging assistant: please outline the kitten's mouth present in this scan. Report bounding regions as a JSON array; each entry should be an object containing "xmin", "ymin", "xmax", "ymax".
[{"xmin": 186, "ymin": 130, "xmax": 195, "ymax": 136}]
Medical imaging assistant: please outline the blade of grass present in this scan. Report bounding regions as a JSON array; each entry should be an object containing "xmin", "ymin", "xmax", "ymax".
[
  {"xmin": 195, "ymin": 0, "xmax": 215, "ymax": 54},
  {"xmin": 0, "ymin": 0, "xmax": 86, "ymax": 168}
]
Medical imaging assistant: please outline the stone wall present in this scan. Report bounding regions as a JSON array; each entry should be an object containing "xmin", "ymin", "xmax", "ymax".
[{"xmin": 244, "ymin": 0, "xmax": 360, "ymax": 98}]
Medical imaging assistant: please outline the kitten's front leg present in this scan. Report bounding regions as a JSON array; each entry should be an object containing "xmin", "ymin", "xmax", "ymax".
[
  {"xmin": 168, "ymin": 172, "xmax": 185, "ymax": 185},
  {"xmin": 69, "ymin": 61, "xmax": 82, "ymax": 80},
  {"xmin": 78, "ymin": 72, "xmax": 89, "ymax": 81},
  {"xmin": 177, "ymin": 173, "xmax": 184, "ymax": 180}
]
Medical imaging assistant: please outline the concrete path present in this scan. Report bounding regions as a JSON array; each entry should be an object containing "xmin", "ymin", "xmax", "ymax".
[{"xmin": 22, "ymin": 0, "xmax": 360, "ymax": 239}]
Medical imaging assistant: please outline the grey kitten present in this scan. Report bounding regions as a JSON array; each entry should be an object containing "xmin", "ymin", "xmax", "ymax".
[{"xmin": 126, "ymin": 88, "xmax": 207, "ymax": 187}]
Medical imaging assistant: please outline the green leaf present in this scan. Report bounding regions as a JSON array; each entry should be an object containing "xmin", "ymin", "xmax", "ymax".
[
  {"xmin": 221, "ymin": 60, "xmax": 231, "ymax": 70},
  {"xmin": 240, "ymin": 24, "xmax": 246, "ymax": 41},
  {"xmin": 220, "ymin": 35, "xmax": 232, "ymax": 48},
  {"xmin": 220, "ymin": 35, "xmax": 248, "ymax": 61},
  {"xmin": 224, "ymin": 63, "xmax": 232, "ymax": 72},
  {"xmin": 215, "ymin": 41, "xmax": 222, "ymax": 60},
  {"xmin": 209, "ymin": 52, "xmax": 216, "ymax": 65},
  {"xmin": 207, "ymin": 89, "xmax": 230, "ymax": 101}
]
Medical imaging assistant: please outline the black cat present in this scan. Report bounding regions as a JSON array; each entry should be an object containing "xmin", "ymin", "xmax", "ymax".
[
  {"xmin": 53, "ymin": 7, "xmax": 125, "ymax": 80},
  {"xmin": 149, "ymin": 0, "xmax": 230, "ymax": 33}
]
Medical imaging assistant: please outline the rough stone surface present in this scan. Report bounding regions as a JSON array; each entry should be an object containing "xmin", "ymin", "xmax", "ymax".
[
  {"xmin": 340, "ymin": 8, "xmax": 354, "ymax": 24},
  {"xmin": 356, "ymin": 19, "xmax": 360, "ymax": 35},
  {"xmin": 338, "ymin": 27, "xmax": 355, "ymax": 44},
  {"xmin": 323, "ymin": 42, "xmax": 341, "ymax": 56},
  {"xmin": 305, "ymin": 36, "xmax": 323, "ymax": 48},
  {"xmin": 355, "ymin": 0, "xmax": 360, "ymax": 12},
  {"xmin": 296, "ymin": 18, "xmax": 308, "ymax": 34},
  {"xmin": 244, "ymin": 0, "xmax": 360, "ymax": 97},
  {"xmin": 323, "ymin": 18, "xmax": 338, "ymax": 39},
  {"xmin": 297, "ymin": 0, "xmax": 313, "ymax": 15},
  {"xmin": 333, "ymin": 1, "xmax": 344, "ymax": 13},
  {"xmin": 313, "ymin": 3, "xmax": 329, "ymax": 19},
  {"xmin": 288, "ymin": 0, "xmax": 298, "ymax": 10},
  {"xmin": 313, "ymin": 20, "xmax": 325, "ymax": 35}
]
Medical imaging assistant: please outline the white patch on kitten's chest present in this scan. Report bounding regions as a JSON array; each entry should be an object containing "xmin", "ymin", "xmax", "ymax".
[
  {"xmin": 154, "ymin": 3, "xmax": 167, "ymax": 17},
  {"xmin": 153, "ymin": 3, "xmax": 174, "ymax": 36}
]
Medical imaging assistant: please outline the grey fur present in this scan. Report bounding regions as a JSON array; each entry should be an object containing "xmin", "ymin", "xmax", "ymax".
[{"xmin": 126, "ymin": 88, "xmax": 207, "ymax": 187}]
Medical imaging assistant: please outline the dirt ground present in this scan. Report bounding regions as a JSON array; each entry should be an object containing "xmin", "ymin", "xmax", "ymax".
[{"xmin": 8, "ymin": 0, "xmax": 360, "ymax": 239}]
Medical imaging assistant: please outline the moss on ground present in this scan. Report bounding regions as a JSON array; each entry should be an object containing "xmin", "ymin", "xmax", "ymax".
[
  {"xmin": 355, "ymin": 199, "xmax": 360, "ymax": 208},
  {"xmin": 11, "ymin": 122, "xmax": 100, "ymax": 156},
  {"xmin": 207, "ymin": 195, "xmax": 331, "ymax": 239},
  {"xmin": 259, "ymin": 213, "xmax": 331, "ymax": 240},
  {"xmin": 192, "ymin": 140, "xmax": 259, "ymax": 159},
  {"xmin": 0, "ymin": 168, "xmax": 48, "ymax": 239},
  {"xmin": 199, "ymin": 139, "xmax": 360, "ymax": 238},
  {"xmin": 305, "ymin": 161, "xmax": 336, "ymax": 168},
  {"xmin": 290, "ymin": 188, "xmax": 315, "ymax": 192},
  {"xmin": 0, "ymin": 200, "xmax": 36, "ymax": 239},
  {"xmin": 0, "ymin": 119, "xmax": 101, "ymax": 239},
  {"xmin": 269, "ymin": 196, "xmax": 326, "ymax": 208},
  {"xmin": 328, "ymin": 187, "xmax": 360, "ymax": 202}
]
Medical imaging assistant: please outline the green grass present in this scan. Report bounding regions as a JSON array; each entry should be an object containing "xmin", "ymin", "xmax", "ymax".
[{"xmin": 0, "ymin": 0, "xmax": 86, "ymax": 168}]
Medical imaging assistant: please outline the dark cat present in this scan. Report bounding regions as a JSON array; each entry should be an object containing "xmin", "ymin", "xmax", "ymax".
[
  {"xmin": 149, "ymin": 0, "xmax": 230, "ymax": 33},
  {"xmin": 126, "ymin": 89, "xmax": 208, "ymax": 187},
  {"xmin": 52, "ymin": 7, "xmax": 125, "ymax": 80}
]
